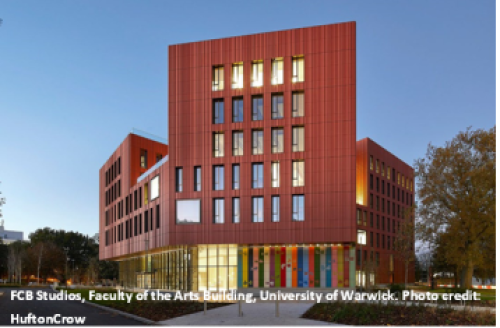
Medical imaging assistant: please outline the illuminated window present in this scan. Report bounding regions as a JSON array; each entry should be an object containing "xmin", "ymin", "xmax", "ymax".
[
  {"xmin": 252, "ymin": 95, "xmax": 263, "ymax": 121},
  {"xmin": 271, "ymin": 161, "xmax": 280, "ymax": 188},
  {"xmin": 357, "ymin": 230, "xmax": 366, "ymax": 245},
  {"xmin": 292, "ymin": 126, "xmax": 304, "ymax": 152},
  {"xmin": 252, "ymin": 163, "xmax": 264, "ymax": 189},
  {"xmin": 376, "ymin": 159, "xmax": 379, "ymax": 173},
  {"xmin": 387, "ymin": 166, "xmax": 391, "ymax": 179},
  {"xmin": 233, "ymin": 198, "xmax": 240, "ymax": 223},
  {"xmin": 231, "ymin": 62, "xmax": 243, "ymax": 89},
  {"xmin": 292, "ymin": 91, "xmax": 304, "ymax": 117},
  {"xmin": 232, "ymin": 97, "xmax": 243, "ymax": 122},
  {"xmin": 213, "ymin": 198, "xmax": 224, "ymax": 224},
  {"xmin": 213, "ymin": 165, "xmax": 224, "ymax": 191},
  {"xmin": 292, "ymin": 160, "xmax": 305, "ymax": 187},
  {"xmin": 251, "ymin": 60, "xmax": 263, "ymax": 87},
  {"xmin": 397, "ymin": 172, "xmax": 400, "ymax": 185},
  {"xmin": 212, "ymin": 65, "xmax": 224, "ymax": 91},
  {"xmin": 213, "ymin": 99, "xmax": 224, "ymax": 124},
  {"xmin": 271, "ymin": 128, "xmax": 284, "ymax": 153},
  {"xmin": 363, "ymin": 211, "xmax": 367, "ymax": 226},
  {"xmin": 356, "ymin": 209, "xmax": 361, "ymax": 225},
  {"xmin": 292, "ymin": 56, "xmax": 304, "ymax": 83},
  {"xmin": 252, "ymin": 196, "xmax": 264, "ymax": 222},
  {"xmin": 213, "ymin": 132, "xmax": 224, "ymax": 157},
  {"xmin": 382, "ymin": 162, "xmax": 385, "ymax": 176},
  {"xmin": 140, "ymin": 149, "xmax": 147, "ymax": 168},
  {"xmin": 232, "ymin": 131, "xmax": 243, "ymax": 156},
  {"xmin": 369, "ymin": 156, "xmax": 373, "ymax": 171},
  {"xmin": 252, "ymin": 129, "xmax": 264, "ymax": 155},
  {"xmin": 271, "ymin": 58, "xmax": 283, "ymax": 85},
  {"xmin": 271, "ymin": 93, "xmax": 284, "ymax": 119},
  {"xmin": 175, "ymin": 168, "xmax": 183, "ymax": 192},
  {"xmin": 272, "ymin": 196, "xmax": 280, "ymax": 222},
  {"xmin": 292, "ymin": 195, "xmax": 304, "ymax": 221}
]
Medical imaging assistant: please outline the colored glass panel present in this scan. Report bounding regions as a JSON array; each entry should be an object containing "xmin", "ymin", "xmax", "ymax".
[
  {"xmin": 344, "ymin": 246, "xmax": 349, "ymax": 287},
  {"xmin": 292, "ymin": 246, "xmax": 298, "ymax": 287},
  {"xmin": 314, "ymin": 247, "xmax": 320, "ymax": 287},
  {"xmin": 320, "ymin": 246, "xmax": 326, "ymax": 287},
  {"xmin": 270, "ymin": 247, "xmax": 275, "ymax": 287},
  {"xmin": 248, "ymin": 248, "xmax": 253, "ymax": 286},
  {"xmin": 331, "ymin": 246, "xmax": 338, "ymax": 287},
  {"xmin": 242, "ymin": 247, "xmax": 248, "ymax": 288},
  {"xmin": 238, "ymin": 248, "xmax": 243, "ymax": 288},
  {"xmin": 325, "ymin": 247, "xmax": 331, "ymax": 288},
  {"xmin": 298, "ymin": 247, "xmax": 303, "ymax": 287},
  {"xmin": 264, "ymin": 247, "xmax": 270, "ymax": 287},
  {"xmin": 286, "ymin": 247, "xmax": 292, "ymax": 288},
  {"xmin": 253, "ymin": 247, "xmax": 259, "ymax": 287},
  {"xmin": 303, "ymin": 247, "xmax": 309, "ymax": 287},
  {"xmin": 275, "ymin": 247, "xmax": 281, "ymax": 287},
  {"xmin": 281, "ymin": 247, "xmax": 286, "ymax": 287},
  {"xmin": 259, "ymin": 247, "xmax": 264, "ymax": 287},
  {"xmin": 309, "ymin": 247, "xmax": 315, "ymax": 286},
  {"xmin": 338, "ymin": 247, "xmax": 344, "ymax": 287}
]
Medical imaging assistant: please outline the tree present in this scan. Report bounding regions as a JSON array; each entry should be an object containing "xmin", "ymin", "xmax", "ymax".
[
  {"xmin": 415, "ymin": 127, "xmax": 495, "ymax": 289},
  {"xmin": 0, "ymin": 182, "xmax": 6, "ymax": 219},
  {"xmin": 394, "ymin": 208, "xmax": 416, "ymax": 288}
]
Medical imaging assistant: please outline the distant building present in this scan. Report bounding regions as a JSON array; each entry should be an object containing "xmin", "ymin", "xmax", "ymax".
[{"xmin": 0, "ymin": 220, "xmax": 24, "ymax": 244}]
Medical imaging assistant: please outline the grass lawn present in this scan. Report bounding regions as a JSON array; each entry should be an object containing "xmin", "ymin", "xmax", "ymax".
[
  {"xmin": 60, "ymin": 288, "xmax": 229, "ymax": 322},
  {"xmin": 303, "ymin": 302, "xmax": 495, "ymax": 326}
]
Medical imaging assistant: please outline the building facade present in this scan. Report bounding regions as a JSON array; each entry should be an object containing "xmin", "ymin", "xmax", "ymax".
[
  {"xmin": 0, "ymin": 221, "xmax": 24, "ymax": 245},
  {"xmin": 99, "ymin": 22, "xmax": 414, "ymax": 292}
]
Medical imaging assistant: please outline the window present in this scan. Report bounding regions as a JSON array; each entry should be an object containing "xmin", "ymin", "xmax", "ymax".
[
  {"xmin": 387, "ymin": 166, "xmax": 391, "ymax": 179},
  {"xmin": 213, "ymin": 165, "xmax": 224, "ymax": 191},
  {"xmin": 382, "ymin": 234, "xmax": 385, "ymax": 249},
  {"xmin": 175, "ymin": 168, "xmax": 183, "ymax": 192},
  {"xmin": 227, "ymin": 198, "xmax": 238, "ymax": 225},
  {"xmin": 292, "ymin": 126, "xmax": 304, "ymax": 152},
  {"xmin": 382, "ymin": 216, "xmax": 385, "ymax": 230},
  {"xmin": 252, "ymin": 196, "xmax": 264, "ymax": 222},
  {"xmin": 145, "ymin": 210, "xmax": 149, "ymax": 233},
  {"xmin": 376, "ymin": 233, "xmax": 380, "ymax": 247},
  {"xmin": 376, "ymin": 159, "xmax": 379, "ymax": 173},
  {"xmin": 292, "ymin": 56, "xmax": 304, "ymax": 82},
  {"xmin": 212, "ymin": 65, "xmax": 224, "ymax": 91},
  {"xmin": 232, "ymin": 131, "xmax": 244, "ymax": 156},
  {"xmin": 398, "ymin": 172, "xmax": 401, "ymax": 185},
  {"xmin": 156, "ymin": 204, "xmax": 160, "ymax": 228},
  {"xmin": 139, "ymin": 214, "xmax": 142, "ymax": 234},
  {"xmin": 369, "ymin": 156, "xmax": 373, "ymax": 171},
  {"xmin": 176, "ymin": 199, "xmax": 201, "ymax": 224},
  {"xmin": 144, "ymin": 183, "xmax": 148, "ymax": 205},
  {"xmin": 292, "ymin": 91, "xmax": 304, "ymax": 117},
  {"xmin": 370, "ymin": 232, "xmax": 373, "ymax": 247},
  {"xmin": 356, "ymin": 209, "xmax": 361, "ymax": 225},
  {"xmin": 251, "ymin": 60, "xmax": 263, "ymax": 87},
  {"xmin": 232, "ymin": 164, "xmax": 240, "ymax": 190},
  {"xmin": 272, "ymin": 196, "xmax": 280, "ymax": 222},
  {"xmin": 271, "ymin": 128, "xmax": 284, "ymax": 153},
  {"xmin": 382, "ymin": 162, "xmax": 385, "ymax": 176},
  {"xmin": 213, "ymin": 132, "xmax": 224, "ymax": 157},
  {"xmin": 376, "ymin": 215, "xmax": 380, "ymax": 229},
  {"xmin": 232, "ymin": 97, "xmax": 243, "ymax": 122},
  {"xmin": 150, "ymin": 175, "xmax": 160, "ymax": 200},
  {"xmin": 194, "ymin": 167, "xmax": 201, "ymax": 191},
  {"xmin": 369, "ymin": 194, "xmax": 373, "ymax": 209},
  {"xmin": 252, "ymin": 163, "xmax": 264, "ymax": 188},
  {"xmin": 156, "ymin": 154, "xmax": 162, "ymax": 163},
  {"xmin": 271, "ymin": 58, "xmax": 284, "ymax": 85},
  {"xmin": 271, "ymin": 162, "xmax": 280, "ymax": 188},
  {"xmin": 370, "ymin": 213, "xmax": 373, "ymax": 227},
  {"xmin": 292, "ymin": 195, "xmax": 305, "ymax": 221},
  {"xmin": 369, "ymin": 174, "xmax": 373, "ymax": 190},
  {"xmin": 232, "ymin": 62, "xmax": 243, "ymax": 89},
  {"xmin": 213, "ymin": 198, "xmax": 224, "ymax": 224},
  {"xmin": 134, "ymin": 190, "xmax": 138, "ymax": 210},
  {"xmin": 357, "ymin": 230, "xmax": 366, "ymax": 245},
  {"xmin": 140, "ymin": 149, "xmax": 147, "ymax": 169},
  {"xmin": 213, "ymin": 99, "xmax": 224, "ymax": 124},
  {"xmin": 363, "ymin": 211, "xmax": 367, "ymax": 226},
  {"xmin": 252, "ymin": 129, "xmax": 264, "ymax": 155},
  {"xmin": 376, "ymin": 252, "xmax": 380, "ymax": 266},
  {"xmin": 252, "ymin": 95, "xmax": 263, "ymax": 121},
  {"xmin": 376, "ymin": 178, "xmax": 379, "ymax": 192},
  {"xmin": 292, "ymin": 160, "xmax": 305, "ymax": 187},
  {"xmin": 271, "ymin": 93, "xmax": 284, "ymax": 119}
]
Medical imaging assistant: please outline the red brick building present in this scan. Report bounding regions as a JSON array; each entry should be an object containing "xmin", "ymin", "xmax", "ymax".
[{"xmin": 99, "ymin": 22, "xmax": 414, "ymax": 291}]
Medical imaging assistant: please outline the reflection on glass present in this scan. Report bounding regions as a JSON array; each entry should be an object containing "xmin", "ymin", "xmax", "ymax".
[{"xmin": 176, "ymin": 199, "xmax": 201, "ymax": 223}]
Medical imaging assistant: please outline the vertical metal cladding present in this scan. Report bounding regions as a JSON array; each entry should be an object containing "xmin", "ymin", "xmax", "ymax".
[{"xmin": 237, "ymin": 244, "xmax": 354, "ymax": 289}]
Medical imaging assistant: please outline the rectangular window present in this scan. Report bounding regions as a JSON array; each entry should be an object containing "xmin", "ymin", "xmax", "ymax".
[
  {"xmin": 144, "ymin": 182, "xmax": 148, "ymax": 205},
  {"xmin": 376, "ymin": 159, "xmax": 379, "ymax": 174},
  {"xmin": 292, "ymin": 126, "xmax": 305, "ymax": 152},
  {"xmin": 139, "ymin": 214, "xmax": 142, "ymax": 234},
  {"xmin": 357, "ymin": 229, "xmax": 367, "ymax": 245},
  {"xmin": 231, "ymin": 62, "xmax": 243, "ymax": 89},
  {"xmin": 232, "ymin": 131, "xmax": 244, "ymax": 156},
  {"xmin": 134, "ymin": 190, "xmax": 138, "ymax": 210},
  {"xmin": 363, "ymin": 211, "xmax": 367, "ymax": 226},
  {"xmin": 144, "ymin": 210, "xmax": 149, "ymax": 233},
  {"xmin": 387, "ymin": 166, "xmax": 391, "ymax": 179},
  {"xmin": 271, "ymin": 58, "xmax": 284, "ymax": 85},
  {"xmin": 252, "ymin": 129, "xmax": 264, "ymax": 155},
  {"xmin": 292, "ymin": 91, "xmax": 304, "ymax": 117},
  {"xmin": 251, "ymin": 60, "xmax": 263, "ymax": 87},
  {"xmin": 382, "ymin": 162, "xmax": 385, "ymax": 176},
  {"xmin": 232, "ymin": 198, "xmax": 240, "ymax": 223},
  {"xmin": 271, "ymin": 93, "xmax": 284, "ymax": 119},
  {"xmin": 232, "ymin": 97, "xmax": 243, "ymax": 122},
  {"xmin": 376, "ymin": 252, "xmax": 380, "ymax": 266},
  {"xmin": 252, "ymin": 95, "xmax": 263, "ymax": 121},
  {"xmin": 376, "ymin": 233, "xmax": 379, "ymax": 247},
  {"xmin": 272, "ymin": 196, "xmax": 280, "ymax": 222},
  {"xmin": 140, "ymin": 149, "xmax": 147, "ymax": 169},
  {"xmin": 369, "ymin": 156, "xmax": 373, "ymax": 171},
  {"xmin": 369, "ymin": 194, "xmax": 373, "ymax": 209},
  {"xmin": 382, "ymin": 216, "xmax": 385, "ymax": 230},
  {"xmin": 212, "ymin": 65, "xmax": 224, "ymax": 91},
  {"xmin": 232, "ymin": 164, "xmax": 240, "ymax": 190},
  {"xmin": 271, "ymin": 128, "xmax": 284, "ymax": 153},
  {"xmin": 377, "ymin": 215, "xmax": 380, "ymax": 229},
  {"xmin": 252, "ymin": 163, "xmax": 264, "ymax": 189},
  {"xmin": 376, "ymin": 177, "xmax": 379, "ymax": 192},
  {"xmin": 156, "ymin": 204, "xmax": 160, "ymax": 228},
  {"xmin": 213, "ymin": 99, "xmax": 224, "ymax": 124},
  {"xmin": 292, "ymin": 56, "xmax": 304, "ymax": 82},
  {"xmin": 369, "ymin": 174, "xmax": 373, "ymax": 190},
  {"xmin": 292, "ymin": 160, "xmax": 305, "ymax": 187},
  {"xmin": 370, "ymin": 232, "xmax": 373, "ymax": 247},
  {"xmin": 194, "ymin": 166, "xmax": 201, "ymax": 192},
  {"xmin": 176, "ymin": 199, "xmax": 201, "ymax": 224},
  {"xmin": 118, "ymin": 157, "xmax": 121, "ymax": 175},
  {"xmin": 175, "ymin": 167, "xmax": 183, "ymax": 192},
  {"xmin": 213, "ymin": 198, "xmax": 224, "ymax": 224},
  {"xmin": 292, "ymin": 195, "xmax": 305, "ymax": 221},
  {"xmin": 156, "ymin": 154, "xmax": 162, "ymax": 163},
  {"xmin": 139, "ymin": 187, "xmax": 142, "ymax": 208},
  {"xmin": 271, "ymin": 162, "xmax": 280, "ymax": 188},
  {"xmin": 370, "ymin": 213, "xmax": 373, "ymax": 227},
  {"xmin": 213, "ymin": 132, "xmax": 224, "ymax": 157},
  {"xmin": 213, "ymin": 165, "xmax": 224, "ymax": 191},
  {"xmin": 356, "ymin": 209, "xmax": 361, "ymax": 225},
  {"xmin": 252, "ymin": 196, "xmax": 264, "ymax": 222}
]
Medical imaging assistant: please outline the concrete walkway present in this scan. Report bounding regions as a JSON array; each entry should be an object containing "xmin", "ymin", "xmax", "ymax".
[{"xmin": 158, "ymin": 301, "xmax": 339, "ymax": 326}]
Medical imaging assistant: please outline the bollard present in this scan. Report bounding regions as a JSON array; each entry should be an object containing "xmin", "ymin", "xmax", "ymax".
[
  {"xmin": 275, "ymin": 299, "xmax": 279, "ymax": 317},
  {"xmin": 204, "ymin": 300, "xmax": 207, "ymax": 315},
  {"xmin": 239, "ymin": 299, "xmax": 243, "ymax": 317}
]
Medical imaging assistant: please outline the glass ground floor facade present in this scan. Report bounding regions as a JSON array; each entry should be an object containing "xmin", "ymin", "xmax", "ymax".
[{"xmin": 118, "ymin": 244, "xmax": 356, "ymax": 291}]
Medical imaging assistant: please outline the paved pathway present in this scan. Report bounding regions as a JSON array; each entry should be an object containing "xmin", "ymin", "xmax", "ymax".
[
  {"xmin": 158, "ymin": 301, "xmax": 339, "ymax": 325},
  {"xmin": 0, "ymin": 288, "xmax": 142, "ymax": 325}
]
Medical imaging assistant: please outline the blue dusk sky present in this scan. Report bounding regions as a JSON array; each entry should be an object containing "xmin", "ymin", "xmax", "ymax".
[{"xmin": 0, "ymin": 0, "xmax": 495, "ymax": 239}]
